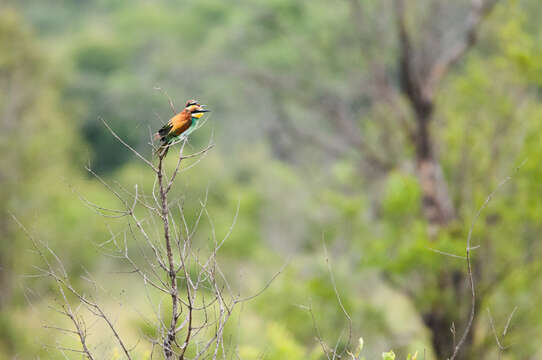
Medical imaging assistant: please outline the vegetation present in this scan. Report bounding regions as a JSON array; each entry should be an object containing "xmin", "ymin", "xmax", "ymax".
[{"xmin": 2, "ymin": 0, "xmax": 542, "ymax": 358}]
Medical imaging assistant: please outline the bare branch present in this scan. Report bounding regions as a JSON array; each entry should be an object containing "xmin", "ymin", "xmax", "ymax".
[
  {"xmin": 424, "ymin": 0, "xmax": 501, "ymax": 98},
  {"xmin": 427, "ymin": 247, "xmax": 467, "ymax": 260},
  {"xmin": 487, "ymin": 306, "xmax": 517, "ymax": 359},
  {"xmin": 11, "ymin": 214, "xmax": 96, "ymax": 360},
  {"xmin": 503, "ymin": 306, "xmax": 517, "ymax": 337},
  {"xmin": 99, "ymin": 117, "xmax": 158, "ymax": 173},
  {"xmin": 486, "ymin": 308, "xmax": 504, "ymax": 351},
  {"xmin": 324, "ymin": 244, "xmax": 353, "ymax": 356},
  {"xmin": 156, "ymin": 152, "xmax": 181, "ymax": 359},
  {"xmin": 234, "ymin": 261, "xmax": 288, "ymax": 304},
  {"xmin": 154, "ymin": 86, "xmax": 177, "ymax": 115},
  {"xmin": 449, "ymin": 160, "xmax": 524, "ymax": 360}
]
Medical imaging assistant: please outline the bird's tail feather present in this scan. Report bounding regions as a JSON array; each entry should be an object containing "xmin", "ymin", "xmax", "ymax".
[{"xmin": 155, "ymin": 142, "xmax": 170, "ymax": 158}]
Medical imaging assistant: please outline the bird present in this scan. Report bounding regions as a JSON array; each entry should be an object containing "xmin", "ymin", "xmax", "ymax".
[{"xmin": 154, "ymin": 99, "xmax": 210, "ymax": 157}]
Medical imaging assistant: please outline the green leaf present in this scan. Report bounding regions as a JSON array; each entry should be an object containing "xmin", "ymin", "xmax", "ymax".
[
  {"xmin": 358, "ymin": 337, "xmax": 364, "ymax": 353},
  {"xmin": 382, "ymin": 350, "xmax": 396, "ymax": 360}
]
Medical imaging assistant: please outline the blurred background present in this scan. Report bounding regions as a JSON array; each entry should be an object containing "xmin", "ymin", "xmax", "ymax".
[{"xmin": 2, "ymin": 0, "xmax": 542, "ymax": 359}]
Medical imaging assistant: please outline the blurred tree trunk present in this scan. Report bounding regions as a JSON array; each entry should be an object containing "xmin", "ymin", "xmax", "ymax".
[
  {"xmin": 395, "ymin": 0, "xmax": 499, "ymax": 229},
  {"xmin": 397, "ymin": 66, "xmax": 455, "ymax": 230},
  {"xmin": 394, "ymin": 0, "xmax": 499, "ymax": 358}
]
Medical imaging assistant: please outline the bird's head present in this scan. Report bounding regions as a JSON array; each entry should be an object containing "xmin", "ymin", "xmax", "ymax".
[{"xmin": 184, "ymin": 99, "xmax": 210, "ymax": 119}]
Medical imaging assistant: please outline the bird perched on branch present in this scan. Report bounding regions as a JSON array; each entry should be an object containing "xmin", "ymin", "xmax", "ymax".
[{"xmin": 154, "ymin": 99, "xmax": 210, "ymax": 157}]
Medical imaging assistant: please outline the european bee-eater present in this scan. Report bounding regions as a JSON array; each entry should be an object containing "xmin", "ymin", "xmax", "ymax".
[{"xmin": 154, "ymin": 99, "xmax": 210, "ymax": 156}]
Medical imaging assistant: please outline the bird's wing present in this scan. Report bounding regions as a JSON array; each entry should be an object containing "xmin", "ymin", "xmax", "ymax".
[
  {"xmin": 156, "ymin": 112, "xmax": 192, "ymax": 143},
  {"xmin": 158, "ymin": 122, "xmax": 173, "ymax": 138},
  {"xmin": 169, "ymin": 113, "xmax": 192, "ymax": 137}
]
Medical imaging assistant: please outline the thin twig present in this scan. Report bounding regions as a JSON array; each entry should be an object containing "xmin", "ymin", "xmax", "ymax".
[
  {"xmin": 99, "ymin": 117, "xmax": 158, "ymax": 173},
  {"xmin": 324, "ymin": 243, "xmax": 353, "ymax": 357},
  {"xmin": 449, "ymin": 161, "xmax": 525, "ymax": 360}
]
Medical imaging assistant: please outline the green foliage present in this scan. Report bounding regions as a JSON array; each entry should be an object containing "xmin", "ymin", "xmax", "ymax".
[
  {"xmin": 382, "ymin": 350, "xmax": 396, "ymax": 360},
  {"xmin": 381, "ymin": 171, "xmax": 421, "ymax": 220},
  {"xmin": 74, "ymin": 40, "xmax": 126, "ymax": 74},
  {"xmin": 347, "ymin": 337, "xmax": 420, "ymax": 360}
]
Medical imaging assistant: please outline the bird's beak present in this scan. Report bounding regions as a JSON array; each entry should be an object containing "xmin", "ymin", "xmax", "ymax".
[{"xmin": 191, "ymin": 106, "xmax": 210, "ymax": 119}]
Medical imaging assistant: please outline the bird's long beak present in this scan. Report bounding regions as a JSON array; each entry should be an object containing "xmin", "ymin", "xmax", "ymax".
[
  {"xmin": 191, "ymin": 106, "xmax": 210, "ymax": 119},
  {"xmin": 192, "ymin": 108, "xmax": 210, "ymax": 114}
]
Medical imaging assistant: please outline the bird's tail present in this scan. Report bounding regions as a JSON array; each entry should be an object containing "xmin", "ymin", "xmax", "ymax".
[
  {"xmin": 154, "ymin": 133, "xmax": 170, "ymax": 158},
  {"xmin": 155, "ymin": 142, "xmax": 170, "ymax": 158}
]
